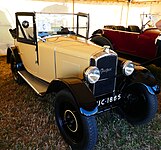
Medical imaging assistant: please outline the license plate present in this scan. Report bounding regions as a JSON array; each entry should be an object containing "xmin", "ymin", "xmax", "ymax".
[{"xmin": 97, "ymin": 94, "xmax": 121, "ymax": 106}]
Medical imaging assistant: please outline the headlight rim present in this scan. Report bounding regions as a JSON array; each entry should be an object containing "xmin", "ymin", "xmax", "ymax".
[
  {"xmin": 122, "ymin": 60, "xmax": 135, "ymax": 76},
  {"xmin": 84, "ymin": 66, "xmax": 100, "ymax": 84}
]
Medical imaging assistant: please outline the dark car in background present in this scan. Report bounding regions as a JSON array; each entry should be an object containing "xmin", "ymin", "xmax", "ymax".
[{"xmin": 91, "ymin": 14, "xmax": 161, "ymax": 67}]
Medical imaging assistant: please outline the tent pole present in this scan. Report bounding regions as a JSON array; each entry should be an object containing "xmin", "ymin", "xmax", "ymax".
[
  {"xmin": 73, "ymin": 0, "xmax": 74, "ymax": 28},
  {"xmin": 120, "ymin": 5, "xmax": 123, "ymax": 25},
  {"xmin": 126, "ymin": 1, "xmax": 131, "ymax": 26}
]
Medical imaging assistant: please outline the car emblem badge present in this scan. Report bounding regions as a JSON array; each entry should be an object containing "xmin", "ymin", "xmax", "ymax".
[{"xmin": 100, "ymin": 68, "xmax": 112, "ymax": 74}]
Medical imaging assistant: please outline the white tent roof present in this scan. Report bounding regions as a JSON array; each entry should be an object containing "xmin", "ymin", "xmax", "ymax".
[
  {"xmin": 32, "ymin": 0, "xmax": 161, "ymax": 3},
  {"xmin": 0, "ymin": 0, "xmax": 161, "ymax": 55}
]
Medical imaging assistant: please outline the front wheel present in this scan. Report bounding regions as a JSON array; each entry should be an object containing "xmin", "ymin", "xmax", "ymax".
[
  {"xmin": 54, "ymin": 89, "xmax": 98, "ymax": 150},
  {"xmin": 120, "ymin": 84, "xmax": 158, "ymax": 125}
]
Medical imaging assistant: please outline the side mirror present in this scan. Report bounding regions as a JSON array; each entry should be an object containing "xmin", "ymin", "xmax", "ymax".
[{"xmin": 22, "ymin": 20, "xmax": 29, "ymax": 28}]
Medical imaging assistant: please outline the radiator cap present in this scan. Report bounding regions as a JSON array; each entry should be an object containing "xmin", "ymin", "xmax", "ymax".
[{"xmin": 103, "ymin": 45, "xmax": 110, "ymax": 53}]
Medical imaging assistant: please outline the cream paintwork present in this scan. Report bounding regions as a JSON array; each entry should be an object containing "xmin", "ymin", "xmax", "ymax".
[
  {"xmin": 16, "ymin": 35, "xmax": 102, "ymax": 83},
  {"xmin": 15, "ymin": 41, "xmax": 39, "ymax": 75}
]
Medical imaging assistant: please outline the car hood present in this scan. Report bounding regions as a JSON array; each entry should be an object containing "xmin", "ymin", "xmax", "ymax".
[{"xmin": 40, "ymin": 35, "xmax": 103, "ymax": 59}]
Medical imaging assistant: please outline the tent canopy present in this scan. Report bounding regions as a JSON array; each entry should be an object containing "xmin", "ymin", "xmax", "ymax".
[
  {"xmin": 0, "ymin": 0, "xmax": 161, "ymax": 55},
  {"xmin": 32, "ymin": 0, "xmax": 161, "ymax": 3}
]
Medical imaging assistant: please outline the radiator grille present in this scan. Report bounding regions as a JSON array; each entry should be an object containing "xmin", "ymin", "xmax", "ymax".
[{"xmin": 91, "ymin": 51, "xmax": 117, "ymax": 97}]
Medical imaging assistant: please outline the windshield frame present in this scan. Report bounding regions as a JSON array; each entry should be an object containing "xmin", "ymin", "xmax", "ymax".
[{"xmin": 35, "ymin": 12, "xmax": 90, "ymax": 39}]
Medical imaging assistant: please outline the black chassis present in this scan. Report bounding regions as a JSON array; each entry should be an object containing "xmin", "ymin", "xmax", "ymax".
[{"xmin": 7, "ymin": 12, "xmax": 160, "ymax": 117}]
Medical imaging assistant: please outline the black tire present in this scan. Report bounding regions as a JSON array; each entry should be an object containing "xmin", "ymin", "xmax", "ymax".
[
  {"xmin": 90, "ymin": 35, "xmax": 114, "ymax": 50},
  {"xmin": 121, "ymin": 84, "xmax": 158, "ymax": 125},
  {"xmin": 55, "ymin": 89, "xmax": 98, "ymax": 150},
  {"xmin": 10, "ymin": 55, "xmax": 23, "ymax": 84}
]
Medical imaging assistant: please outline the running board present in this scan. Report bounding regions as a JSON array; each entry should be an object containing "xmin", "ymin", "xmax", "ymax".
[{"xmin": 18, "ymin": 70, "xmax": 49, "ymax": 96}]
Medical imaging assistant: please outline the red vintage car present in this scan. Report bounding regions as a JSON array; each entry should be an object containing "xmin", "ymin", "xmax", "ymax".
[{"xmin": 91, "ymin": 24, "xmax": 161, "ymax": 67}]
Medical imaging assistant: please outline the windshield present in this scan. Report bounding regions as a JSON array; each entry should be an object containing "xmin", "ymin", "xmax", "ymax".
[
  {"xmin": 36, "ymin": 12, "xmax": 89, "ymax": 39},
  {"xmin": 140, "ymin": 13, "xmax": 161, "ymax": 30}
]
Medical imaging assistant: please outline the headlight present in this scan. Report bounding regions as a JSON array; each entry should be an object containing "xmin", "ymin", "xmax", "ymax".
[
  {"xmin": 85, "ymin": 66, "xmax": 100, "ymax": 84},
  {"xmin": 122, "ymin": 60, "xmax": 134, "ymax": 76}
]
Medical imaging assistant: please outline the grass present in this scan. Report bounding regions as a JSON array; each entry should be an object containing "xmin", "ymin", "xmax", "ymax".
[
  {"xmin": 0, "ymin": 56, "xmax": 161, "ymax": 150},
  {"xmin": 96, "ymin": 112, "xmax": 161, "ymax": 150}
]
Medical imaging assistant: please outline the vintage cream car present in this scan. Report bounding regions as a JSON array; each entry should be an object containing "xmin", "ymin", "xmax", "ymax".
[{"xmin": 7, "ymin": 12, "xmax": 160, "ymax": 150}]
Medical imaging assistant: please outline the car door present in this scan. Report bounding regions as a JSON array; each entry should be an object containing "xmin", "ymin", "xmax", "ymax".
[
  {"xmin": 15, "ymin": 12, "xmax": 39, "ymax": 76},
  {"xmin": 124, "ymin": 31, "xmax": 156, "ymax": 59},
  {"xmin": 103, "ymin": 29, "xmax": 131, "ymax": 53},
  {"xmin": 136, "ymin": 31, "xmax": 157, "ymax": 59},
  {"xmin": 122, "ymin": 32, "xmax": 140, "ymax": 55}
]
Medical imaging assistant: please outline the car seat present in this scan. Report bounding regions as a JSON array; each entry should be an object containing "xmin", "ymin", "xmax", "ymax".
[
  {"xmin": 128, "ymin": 25, "xmax": 140, "ymax": 33},
  {"xmin": 104, "ymin": 25, "xmax": 115, "ymax": 30},
  {"xmin": 115, "ymin": 26, "xmax": 126, "ymax": 31}
]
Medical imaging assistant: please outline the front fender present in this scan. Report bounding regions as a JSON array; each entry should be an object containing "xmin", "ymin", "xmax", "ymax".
[
  {"xmin": 132, "ymin": 66, "xmax": 157, "ymax": 86},
  {"xmin": 143, "ymin": 84, "xmax": 160, "ymax": 95},
  {"xmin": 122, "ymin": 83, "xmax": 159, "ymax": 103},
  {"xmin": 130, "ymin": 66, "xmax": 160, "ymax": 94},
  {"xmin": 47, "ymin": 78, "xmax": 98, "ymax": 116}
]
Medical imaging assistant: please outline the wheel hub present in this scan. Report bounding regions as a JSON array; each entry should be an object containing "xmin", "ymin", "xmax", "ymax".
[{"xmin": 64, "ymin": 110, "xmax": 78, "ymax": 133}]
